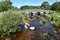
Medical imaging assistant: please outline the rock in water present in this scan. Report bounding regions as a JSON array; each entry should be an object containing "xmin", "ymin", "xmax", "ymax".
[{"xmin": 30, "ymin": 26, "xmax": 35, "ymax": 30}]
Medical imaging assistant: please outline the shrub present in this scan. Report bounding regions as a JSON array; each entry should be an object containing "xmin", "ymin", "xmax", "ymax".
[
  {"xmin": 0, "ymin": 10, "xmax": 23, "ymax": 37},
  {"xmin": 40, "ymin": 17, "xmax": 46, "ymax": 26},
  {"xmin": 42, "ymin": 12, "xmax": 60, "ymax": 28},
  {"xmin": 21, "ymin": 13, "xmax": 29, "ymax": 20}
]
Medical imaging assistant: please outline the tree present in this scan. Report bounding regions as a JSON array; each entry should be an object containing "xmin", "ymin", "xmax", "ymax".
[
  {"xmin": 40, "ymin": 1, "xmax": 50, "ymax": 10},
  {"xmin": 20, "ymin": 5, "xmax": 29, "ymax": 10},
  {"xmin": 0, "ymin": 0, "xmax": 12, "ymax": 12},
  {"xmin": 51, "ymin": 2, "xmax": 60, "ymax": 11},
  {"xmin": 20, "ymin": 5, "xmax": 40, "ymax": 10}
]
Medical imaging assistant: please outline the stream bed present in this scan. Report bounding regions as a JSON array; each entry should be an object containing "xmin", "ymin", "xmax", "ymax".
[{"xmin": 0, "ymin": 20, "xmax": 60, "ymax": 40}]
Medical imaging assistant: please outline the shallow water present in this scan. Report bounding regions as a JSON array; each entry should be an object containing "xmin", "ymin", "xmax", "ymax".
[
  {"xmin": 0, "ymin": 20, "xmax": 60, "ymax": 40},
  {"xmin": 12, "ymin": 20, "xmax": 60, "ymax": 40}
]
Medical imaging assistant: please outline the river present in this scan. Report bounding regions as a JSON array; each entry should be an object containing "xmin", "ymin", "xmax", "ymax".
[
  {"xmin": 0, "ymin": 20, "xmax": 60, "ymax": 40},
  {"xmin": 11, "ymin": 20, "xmax": 60, "ymax": 40}
]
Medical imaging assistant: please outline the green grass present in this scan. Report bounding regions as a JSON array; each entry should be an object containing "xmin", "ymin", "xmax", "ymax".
[{"xmin": 40, "ymin": 11, "xmax": 60, "ymax": 28}]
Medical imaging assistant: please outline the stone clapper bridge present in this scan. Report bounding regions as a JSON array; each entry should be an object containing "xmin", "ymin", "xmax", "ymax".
[{"xmin": 20, "ymin": 9, "xmax": 53, "ymax": 13}]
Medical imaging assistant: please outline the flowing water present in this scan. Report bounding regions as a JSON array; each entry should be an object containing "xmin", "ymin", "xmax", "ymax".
[
  {"xmin": 12, "ymin": 20, "xmax": 60, "ymax": 40},
  {"xmin": 0, "ymin": 20, "xmax": 60, "ymax": 40}
]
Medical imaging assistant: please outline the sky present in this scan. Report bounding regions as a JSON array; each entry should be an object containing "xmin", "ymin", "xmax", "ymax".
[{"xmin": 0, "ymin": 0, "xmax": 60, "ymax": 8}]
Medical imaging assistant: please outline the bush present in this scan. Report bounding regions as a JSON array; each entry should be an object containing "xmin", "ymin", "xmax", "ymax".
[
  {"xmin": 0, "ymin": 10, "xmax": 23, "ymax": 37},
  {"xmin": 40, "ymin": 17, "xmax": 46, "ymax": 26},
  {"xmin": 42, "ymin": 12, "xmax": 60, "ymax": 28},
  {"xmin": 21, "ymin": 13, "xmax": 29, "ymax": 20}
]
